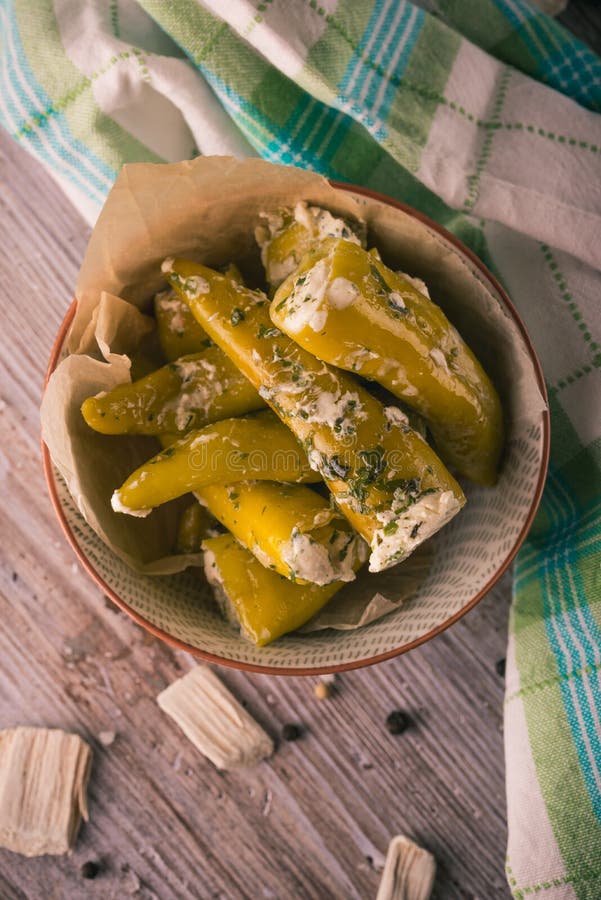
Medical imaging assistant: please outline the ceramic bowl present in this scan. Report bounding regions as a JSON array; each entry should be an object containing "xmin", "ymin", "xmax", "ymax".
[{"xmin": 43, "ymin": 181, "xmax": 549, "ymax": 674}]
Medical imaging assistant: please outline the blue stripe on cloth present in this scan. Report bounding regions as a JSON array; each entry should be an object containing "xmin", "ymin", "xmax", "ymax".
[
  {"xmin": 369, "ymin": 3, "xmax": 425, "ymax": 123},
  {"xmin": 541, "ymin": 471, "xmax": 601, "ymax": 823},
  {"xmin": 299, "ymin": 103, "xmax": 351, "ymax": 165},
  {"xmin": 361, "ymin": 0, "xmax": 405, "ymax": 107},
  {"xmin": 274, "ymin": 91, "xmax": 353, "ymax": 174},
  {"xmin": 0, "ymin": 3, "xmax": 115, "ymax": 204},
  {"xmin": 314, "ymin": 110, "xmax": 354, "ymax": 165},
  {"xmin": 194, "ymin": 65, "xmax": 346, "ymax": 177},
  {"xmin": 515, "ymin": 497, "xmax": 601, "ymax": 590},
  {"xmin": 284, "ymin": 96, "xmax": 320, "ymax": 149},
  {"xmin": 495, "ymin": 0, "xmax": 538, "ymax": 32},
  {"xmin": 295, "ymin": 99, "xmax": 332, "ymax": 154},
  {"xmin": 495, "ymin": 0, "xmax": 601, "ymax": 109},
  {"xmin": 338, "ymin": 0, "xmax": 394, "ymax": 98},
  {"xmin": 335, "ymin": 0, "xmax": 425, "ymax": 143}
]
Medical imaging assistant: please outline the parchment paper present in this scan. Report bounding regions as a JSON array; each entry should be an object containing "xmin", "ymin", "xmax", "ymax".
[{"xmin": 41, "ymin": 156, "xmax": 547, "ymax": 628}]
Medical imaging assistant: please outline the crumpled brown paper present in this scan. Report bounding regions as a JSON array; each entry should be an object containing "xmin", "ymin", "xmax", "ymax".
[{"xmin": 41, "ymin": 156, "xmax": 546, "ymax": 629}]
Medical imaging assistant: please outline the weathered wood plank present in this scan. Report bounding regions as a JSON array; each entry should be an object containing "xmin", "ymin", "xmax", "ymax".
[
  {"xmin": 0, "ymin": 117, "xmax": 513, "ymax": 900},
  {"xmin": 559, "ymin": 0, "xmax": 601, "ymax": 55}
]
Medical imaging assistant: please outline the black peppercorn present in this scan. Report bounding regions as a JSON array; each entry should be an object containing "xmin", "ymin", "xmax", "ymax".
[
  {"xmin": 386, "ymin": 710, "xmax": 412, "ymax": 735},
  {"xmin": 281, "ymin": 723, "xmax": 301, "ymax": 741},
  {"xmin": 80, "ymin": 861, "xmax": 100, "ymax": 880},
  {"xmin": 495, "ymin": 658, "xmax": 506, "ymax": 678}
]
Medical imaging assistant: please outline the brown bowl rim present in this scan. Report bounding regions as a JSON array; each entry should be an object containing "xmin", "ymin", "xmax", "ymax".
[{"xmin": 42, "ymin": 181, "xmax": 550, "ymax": 676}]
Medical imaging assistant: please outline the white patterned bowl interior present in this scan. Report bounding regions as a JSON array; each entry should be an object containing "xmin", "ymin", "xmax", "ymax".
[{"xmin": 44, "ymin": 185, "xmax": 549, "ymax": 674}]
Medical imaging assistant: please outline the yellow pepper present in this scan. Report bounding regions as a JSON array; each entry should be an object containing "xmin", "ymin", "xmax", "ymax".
[
  {"xmin": 255, "ymin": 201, "xmax": 365, "ymax": 289},
  {"xmin": 154, "ymin": 288, "xmax": 211, "ymax": 362},
  {"xmin": 165, "ymin": 257, "xmax": 464, "ymax": 572},
  {"xmin": 154, "ymin": 266, "xmax": 243, "ymax": 362},
  {"xmin": 196, "ymin": 480, "xmax": 368, "ymax": 586},
  {"xmin": 176, "ymin": 500, "xmax": 218, "ymax": 553},
  {"xmin": 222, "ymin": 262, "xmax": 244, "ymax": 285},
  {"xmin": 111, "ymin": 410, "xmax": 320, "ymax": 514},
  {"xmin": 81, "ymin": 345, "xmax": 265, "ymax": 436},
  {"xmin": 203, "ymin": 533, "xmax": 347, "ymax": 646},
  {"xmin": 271, "ymin": 238, "xmax": 503, "ymax": 485}
]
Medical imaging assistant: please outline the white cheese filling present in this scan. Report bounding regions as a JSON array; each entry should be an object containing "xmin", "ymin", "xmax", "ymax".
[
  {"xmin": 156, "ymin": 288, "xmax": 189, "ymax": 333},
  {"xmin": 400, "ymin": 273, "xmax": 430, "ymax": 297},
  {"xmin": 165, "ymin": 357, "xmax": 227, "ymax": 430},
  {"xmin": 111, "ymin": 491, "xmax": 152, "ymax": 518},
  {"xmin": 383, "ymin": 405, "xmax": 409, "ymax": 428},
  {"xmin": 279, "ymin": 258, "xmax": 329, "ymax": 333},
  {"xmin": 280, "ymin": 527, "xmax": 367, "ymax": 585},
  {"xmin": 277, "ymin": 264, "xmax": 362, "ymax": 335},
  {"xmin": 327, "ymin": 276, "xmax": 360, "ymax": 310},
  {"xmin": 429, "ymin": 347, "xmax": 450, "ymax": 373},
  {"xmin": 369, "ymin": 490, "xmax": 461, "ymax": 572},
  {"xmin": 293, "ymin": 202, "xmax": 363, "ymax": 245},
  {"xmin": 267, "ymin": 254, "xmax": 296, "ymax": 285},
  {"xmin": 257, "ymin": 203, "xmax": 364, "ymax": 287},
  {"xmin": 295, "ymin": 388, "xmax": 366, "ymax": 435}
]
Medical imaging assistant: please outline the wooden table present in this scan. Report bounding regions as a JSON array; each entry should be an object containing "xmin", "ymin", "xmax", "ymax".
[{"xmin": 0, "ymin": 8, "xmax": 597, "ymax": 896}]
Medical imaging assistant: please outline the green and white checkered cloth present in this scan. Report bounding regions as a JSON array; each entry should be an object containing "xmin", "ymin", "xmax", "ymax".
[{"xmin": 2, "ymin": 1, "xmax": 600, "ymax": 895}]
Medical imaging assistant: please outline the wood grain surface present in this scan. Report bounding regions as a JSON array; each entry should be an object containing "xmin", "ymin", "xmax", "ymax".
[{"xmin": 0, "ymin": 8, "xmax": 596, "ymax": 896}]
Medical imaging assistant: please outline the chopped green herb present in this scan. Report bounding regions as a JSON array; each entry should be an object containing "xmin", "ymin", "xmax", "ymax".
[
  {"xmin": 385, "ymin": 476, "xmax": 421, "ymax": 496},
  {"xmin": 257, "ymin": 323, "xmax": 282, "ymax": 338},
  {"xmin": 370, "ymin": 264, "xmax": 390, "ymax": 293},
  {"xmin": 383, "ymin": 521, "xmax": 398, "ymax": 536},
  {"xmin": 338, "ymin": 542, "xmax": 350, "ymax": 561},
  {"xmin": 230, "ymin": 307, "xmax": 246, "ymax": 326},
  {"xmin": 410, "ymin": 522, "xmax": 422, "ymax": 539},
  {"xmin": 357, "ymin": 446, "xmax": 386, "ymax": 484},
  {"xmin": 321, "ymin": 455, "xmax": 351, "ymax": 481}
]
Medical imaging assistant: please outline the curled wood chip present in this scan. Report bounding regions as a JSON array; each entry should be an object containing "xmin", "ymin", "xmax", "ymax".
[
  {"xmin": 0, "ymin": 726, "xmax": 92, "ymax": 857},
  {"xmin": 157, "ymin": 667, "xmax": 273, "ymax": 770},
  {"xmin": 376, "ymin": 836, "xmax": 436, "ymax": 900}
]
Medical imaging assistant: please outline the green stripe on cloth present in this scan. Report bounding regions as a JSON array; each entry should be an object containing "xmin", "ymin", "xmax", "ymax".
[
  {"xmin": 140, "ymin": 0, "xmax": 489, "ymax": 262},
  {"xmin": 435, "ymin": 0, "xmax": 601, "ymax": 112},
  {"xmin": 512, "ymin": 535, "xmax": 601, "ymax": 898},
  {"xmin": 14, "ymin": 0, "xmax": 163, "ymax": 171},
  {"xmin": 384, "ymin": 11, "xmax": 461, "ymax": 168},
  {"xmin": 304, "ymin": 0, "xmax": 373, "ymax": 89}
]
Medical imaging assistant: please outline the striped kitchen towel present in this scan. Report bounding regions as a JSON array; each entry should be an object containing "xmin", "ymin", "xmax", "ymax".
[{"xmin": 1, "ymin": 2, "xmax": 600, "ymax": 896}]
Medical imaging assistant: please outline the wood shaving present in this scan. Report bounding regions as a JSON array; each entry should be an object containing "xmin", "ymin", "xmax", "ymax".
[
  {"xmin": 0, "ymin": 726, "xmax": 92, "ymax": 857},
  {"xmin": 376, "ymin": 835, "xmax": 436, "ymax": 900},
  {"xmin": 157, "ymin": 667, "xmax": 273, "ymax": 770}
]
